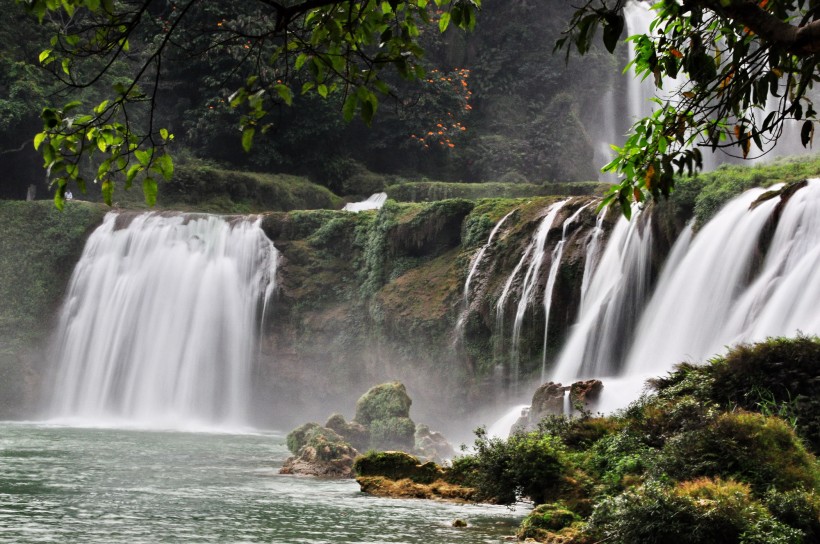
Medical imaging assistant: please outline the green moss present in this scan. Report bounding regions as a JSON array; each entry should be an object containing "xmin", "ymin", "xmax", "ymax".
[
  {"xmin": 353, "ymin": 451, "xmax": 442, "ymax": 484},
  {"xmin": 369, "ymin": 416, "xmax": 416, "ymax": 451},
  {"xmin": 517, "ymin": 503, "xmax": 582, "ymax": 541},
  {"xmin": 156, "ymin": 163, "xmax": 344, "ymax": 212},
  {"xmin": 354, "ymin": 382, "xmax": 412, "ymax": 425},
  {"xmin": 385, "ymin": 180, "xmax": 608, "ymax": 202},
  {"xmin": 285, "ymin": 422, "xmax": 321, "ymax": 454}
]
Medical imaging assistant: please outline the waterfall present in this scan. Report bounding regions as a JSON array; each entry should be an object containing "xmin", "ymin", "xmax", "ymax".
[
  {"xmin": 580, "ymin": 207, "xmax": 607, "ymax": 302},
  {"xmin": 343, "ymin": 192, "xmax": 388, "ymax": 212},
  {"xmin": 550, "ymin": 208, "xmax": 653, "ymax": 381},
  {"xmin": 627, "ymin": 181, "xmax": 820, "ymax": 375},
  {"xmin": 540, "ymin": 203, "xmax": 590, "ymax": 382},
  {"xmin": 506, "ymin": 200, "xmax": 569, "ymax": 391},
  {"xmin": 48, "ymin": 212, "xmax": 277, "ymax": 429},
  {"xmin": 455, "ymin": 210, "xmax": 516, "ymax": 343}
]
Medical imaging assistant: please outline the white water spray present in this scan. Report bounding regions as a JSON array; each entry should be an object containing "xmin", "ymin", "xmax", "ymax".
[{"xmin": 48, "ymin": 212, "xmax": 278, "ymax": 429}]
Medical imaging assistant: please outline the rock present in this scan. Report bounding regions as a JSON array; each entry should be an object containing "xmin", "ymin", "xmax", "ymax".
[
  {"xmin": 452, "ymin": 518, "xmax": 467, "ymax": 528},
  {"xmin": 529, "ymin": 382, "xmax": 567, "ymax": 424},
  {"xmin": 325, "ymin": 413, "xmax": 370, "ymax": 452},
  {"xmin": 569, "ymin": 379, "xmax": 603, "ymax": 409},
  {"xmin": 354, "ymin": 451, "xmax": 442, "ymax": 484},
  {"xmin": 280, "ymin": 426, "xmax": 359, "ymax": 478},
  {"xmin": 354, "ymin": 381, "xmax": 413, "ymax": 425},
  {"xmin": 414, "ymin": 423, "xmax": 456, "ymax": 462},
  {"xmin": 286, "ymin": 422, "xmax": 321, "ymax": 454},
  {"xmin": 354, "ymin": 382, "xmax": 416, "ymax": 450}
]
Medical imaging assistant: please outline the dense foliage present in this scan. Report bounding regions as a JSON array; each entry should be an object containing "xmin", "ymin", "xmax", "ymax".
[
  {"xmin": 561, "ymin": 0, "xmax": 820, "ymax": 216},
  {"xmin": 450, "ymin": 337, "xmax": 820, "ymax": 543}
]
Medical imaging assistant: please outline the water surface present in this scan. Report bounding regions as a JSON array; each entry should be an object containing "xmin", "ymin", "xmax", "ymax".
[{"xmin": 0, "ymin": 423, "xmax": 524, "ymax": 543}]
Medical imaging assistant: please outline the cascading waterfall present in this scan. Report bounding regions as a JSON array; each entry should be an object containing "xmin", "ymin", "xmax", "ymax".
[
  {"xmin": 580, "ymin": 207, "xmax": 608, "ymax": 302},
  {"xmin": 48, "ymin": 212, "xmax": 277, "ymax": 429},
  {"xmin": 455, "ymin": 210, "xmax": 516, "ymax": 342},
  {"xmin": 627, "ymin": 182, "xmax": 820, "ymax": 375},
  {"xmin": 540, "ymin": 203, "xmax": 590, "ymax": 382},
  {"xmin": 550, "ymin": 208, "xmax": 653, "ymax": 381},
  {"xmin": 464, "ymin": 210, "xmax": 516, "ymax": 305},
  {"xmin": 507, "ymin": 200, "xmax": 568, "ymax": 391}
]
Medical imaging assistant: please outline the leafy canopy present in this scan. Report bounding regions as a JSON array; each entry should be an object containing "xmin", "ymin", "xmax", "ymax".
[
  {"xmin": 19, "ymin": 0, "xmax": 480, "ymax": 208},
  {"xmin": 558, "ymin": 0, "xmax": 820, "ymax": 217}
]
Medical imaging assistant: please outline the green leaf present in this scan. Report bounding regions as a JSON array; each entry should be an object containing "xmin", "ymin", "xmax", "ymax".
[
  {"xmin": 33, "ymin": 133, "xmax": 47, "ymax": 151},
  {"xmin": 159, "ymin": 128, "xmax": 169, "ymax": 141},
  {"xmin": 38, "ymin": 49, "xmax": 52, "ymax": 64},
  {"xmin": 134, "ymin": 149, "xmax": 151, "ymax": 166},
  {"xmin": 154, "ymin": 154, "xmax": 174, "ymax": 181},
  {"xmin": 275, "ymin": 84, "xmax": 293, "ymax": 106},
  {"xmin": 317, "ymin": 84, "xmax": 328, "ymax": 98},
  {"xmin": 143, "ymin": 176, "xmax": 158, "ymax": 206},
  {"xmin": 241, "ymin": 127, "xmax": 255, "ymax": 152},
  {"xmin": 101, "ymin": 179, "xmax": 114, "ymax": 206},
  {"xmin": 439, "ymin": 12, "xmax": 451, "ymax": 32},
  {"xmin": 342, "ymin": 93, "xmax": 358, "ymax": 122},
  {"xmin": 125, "ymin": 164, "xmax": 141, "ymax": 189}
]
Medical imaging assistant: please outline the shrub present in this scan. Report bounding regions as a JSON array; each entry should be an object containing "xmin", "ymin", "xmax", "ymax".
[
  {"xmin": 657, "ymin": 412, "xmax": 819, "ymax": 493},
  {"xmin": 764, "ymin": 489, "xmax": 820, "ymax": 542},
  {"xmin": 466, "ymin": 428, "xmax": 569, "ymax": 505},
  {"xmin": 590, "ymin": 478, "xmax": 801, "ymax": 544}
]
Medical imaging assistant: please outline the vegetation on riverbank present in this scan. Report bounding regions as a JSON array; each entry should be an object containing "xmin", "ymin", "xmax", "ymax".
[{"xmin": 354, "ymin": 337, "xmax": 820, "ymax": 543}]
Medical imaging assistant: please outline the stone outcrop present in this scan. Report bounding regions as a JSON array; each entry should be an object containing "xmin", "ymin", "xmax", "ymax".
[
  {"xmin": 353, "ymin": 451, "xmax": 477, "ymax": 503},
  {"xmin": 516, "ymin": 380, "xmax": 604, "ymax": 431},
  {"xmin": 280, "ymin": 426, "xmax": 359, "ymax": 478}
]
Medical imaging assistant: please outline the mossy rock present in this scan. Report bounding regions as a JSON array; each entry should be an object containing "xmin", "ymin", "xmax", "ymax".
[
  {"xmin": 325, "ymin": 413, "xmax": 370, "ymax": 452},
  {"xmin": 286, "ymin": 422, "xmax": 321, "ymax": 454},
  {"xmin": 370, "ymin": 416, "xmax": 416, "ymax": 451},
  {"xmin": 354, "ymin": 382, "xmax": 412, "ymax": 425},
  {"xmin": 353, "ymin": 451, "xmax": 442, "ymax": 484},
  {"xmin": 517, "ymin": 503, "xmax": 583, "ymax": 542}
]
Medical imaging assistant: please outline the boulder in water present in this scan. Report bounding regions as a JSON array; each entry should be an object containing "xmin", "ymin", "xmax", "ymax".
[
  {"xmin": 280, "ymin": 426, "xmax": 359, "ymax": 478},
  {"xmin": 325, "ymin": 413, "xmax": 370, "ymax": 452},
  {"xmin": 414, "ymin": 424, "xmax": 455, "ymax": 462},
  {"xmin": 354, "ymin": 381, "xmax": 413, "ymax": 424}
]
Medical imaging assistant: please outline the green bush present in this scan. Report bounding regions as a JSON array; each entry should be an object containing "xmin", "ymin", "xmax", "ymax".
[
  {"xmin": 466, "ymin": 428, "xmax": 569, "ymax": 505},
  {"xmin": 656, "ymin": 412, "xmax": 819, "ymax": 493},
  {"xmin": 590, "ymin": 478, "xmax": 801, "ymax": 544},
  {"xmin": 764, "ymin": 489, "xmax": 820, "ymax": 543}
]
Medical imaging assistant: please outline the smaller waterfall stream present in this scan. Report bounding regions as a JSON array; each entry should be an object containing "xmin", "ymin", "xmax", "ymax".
[
  {"xmin": 48, "ymin": 212, "xmax": 278, "ymax": 429},
  {"xmin": 507, "ymin": 200, "xmax": 568, "ymax": 391},
  {"xmin": 540, "ymin": 203, "xmax": 590, "ymax": 382}
]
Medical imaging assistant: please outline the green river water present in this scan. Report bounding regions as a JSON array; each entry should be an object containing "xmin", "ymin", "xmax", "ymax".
[{"xmin": 0, "ymin": 423, "xmax": 525, "ymax": 543}]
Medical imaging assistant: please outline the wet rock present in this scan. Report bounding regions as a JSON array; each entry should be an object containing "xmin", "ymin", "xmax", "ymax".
[
  {"xmin": 280, "ymin": 426, "xmax": 359, "ymax": 478},
  {"xmin": 414, "ymin": 424, "xmax": 456, "ymax": 463},
  {"xmin": 325, "ymin": 413, "xmax": 370, "ymax": 452}
]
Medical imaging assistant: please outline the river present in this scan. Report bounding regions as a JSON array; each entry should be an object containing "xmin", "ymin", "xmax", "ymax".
[{"xmin": 0, "ymin": 423, "xmax": 524, "ymax": 543}]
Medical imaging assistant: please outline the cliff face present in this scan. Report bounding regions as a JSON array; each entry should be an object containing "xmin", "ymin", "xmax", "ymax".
[
  {"xmin": 0, "ymin": 201, "xmax": 107, "ymax": 418},
  {"xmin": 0, "ymin": 195, "xmax": 686, "ymax": 431},
  {"xmin": 254, "ymin": 196, "xmax": 644, "ymax": 431}
]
